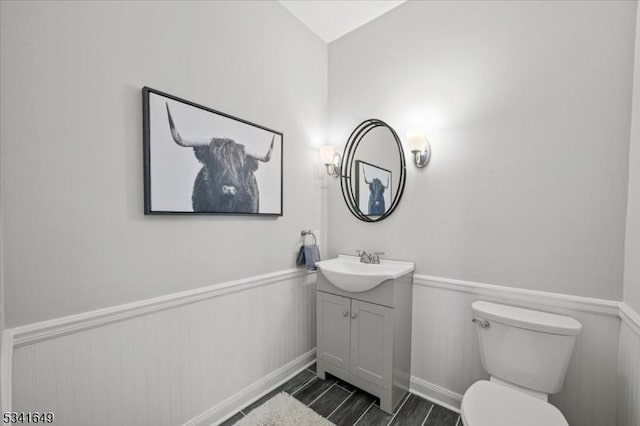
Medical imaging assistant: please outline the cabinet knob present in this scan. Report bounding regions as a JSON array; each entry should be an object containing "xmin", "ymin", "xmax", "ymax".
[
  {"xmin": 343, "ymin": 311, "xmax": 349, "ymax": 317},
  {"xmin": 351, "ymin": 313, "xmax": 357, "ymax": 319}
]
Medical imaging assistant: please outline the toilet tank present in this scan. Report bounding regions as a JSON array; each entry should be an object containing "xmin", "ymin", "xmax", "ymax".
[{"xmin": 472, "ymin": 301, "xmax": 582, "ymax": 394}]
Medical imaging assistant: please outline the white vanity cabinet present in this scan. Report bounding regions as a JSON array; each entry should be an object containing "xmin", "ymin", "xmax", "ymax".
[
  {"xmin": 315, "ymin": 269, "xmax": 413, "ymax": 414},
  {"xmin": 317, "ymin": 292, "xmax": 394, "ymax": 387},
  {"xmin": 316, "ymin": 292, "xmax": 352, "ymax": 371}
]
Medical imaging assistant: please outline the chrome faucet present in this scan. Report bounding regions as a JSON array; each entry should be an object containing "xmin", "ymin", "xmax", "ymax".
[
  {"xmin": 371, "ymin": 252, "xmax": 385, "ymax": 264},
  {"xmin": 356, "ymin": 250, "xmax": 372, "ymax": 264},
  {"xmin": 356, "ymin": 250, "xmax": 385, "ymax": 264}
]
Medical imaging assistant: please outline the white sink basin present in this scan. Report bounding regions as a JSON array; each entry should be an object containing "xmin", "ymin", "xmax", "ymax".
[{"xmin": 315, "ymin": 255, "xmax": 415, "ymax": 292}]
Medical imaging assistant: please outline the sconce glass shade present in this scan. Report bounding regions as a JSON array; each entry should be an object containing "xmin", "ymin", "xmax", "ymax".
[
  {"xmin": 407, "ymin": 129, "xmax": 427, "ymax": 151},
  {"xmin": 320, "ymin": 145, "xmax": 336, "ymax": 164},
  {"xmin": 320, "ymin": 145, "xmax": 341, "ymax": 177},
  {"xmin": 405, "ymin": 130, "xmax": 431, "ymax": 168}
]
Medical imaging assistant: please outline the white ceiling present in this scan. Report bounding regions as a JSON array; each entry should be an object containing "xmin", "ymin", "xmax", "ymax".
[{"xmin": 279, "ymin": 0, "xmax": 407, "ymax": 43}]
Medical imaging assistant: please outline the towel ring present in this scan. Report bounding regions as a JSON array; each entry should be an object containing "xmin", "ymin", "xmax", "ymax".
[{"xmin": 301, "ymin": 230, "xmax": 317, "ymax": 245}]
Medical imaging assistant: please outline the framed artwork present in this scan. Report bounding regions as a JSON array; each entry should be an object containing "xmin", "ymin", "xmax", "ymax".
[
  {"xmin": 142, "ymin": 87, "xmax": 283, "ymax": 216},
  {"xmin": 355, "ymin": 160, "xmax": 392, "ymax": 217}
]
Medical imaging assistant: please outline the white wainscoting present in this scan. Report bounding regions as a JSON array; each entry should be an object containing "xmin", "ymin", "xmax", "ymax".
[
  {"xmin": 411, "ymin": 275, "xmax": 621, "ymax": 426},
  {"xmin": 9, "ymin": 269, "xmax": 317, "ymax": 426},
  {"xmin": 5, "ymin": 269, "xmax": 638, "ymax": 426},
  {"xmin": 618, "ymin": 303, "xmax": 640, "ymax": 426},
  {"xmin": 1, "ymin": 330, "xmax": 14, "ymax": 413}
]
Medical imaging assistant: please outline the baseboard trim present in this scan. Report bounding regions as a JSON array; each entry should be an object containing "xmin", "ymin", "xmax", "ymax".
[
  {"xmin": 12, "ymin": 269, "xmax": 314, "ymax": 347},
  {"xmin": 619, "ymin": 302, "xmax": 640, "ymax": 336},
  {"xmin": 184, "ymin": 349, "xmax": 317, "ymax": 426},
  {"xmin": 410, "ymin": 375, "xmax": 462, "ymax": 413},
  {"xmin": 414, "ymin": 274, "xmax": 620, "ymax": 317},
  {"xmin": 0, "ymin": 330, "xmax": 13, "ymax": 413}
]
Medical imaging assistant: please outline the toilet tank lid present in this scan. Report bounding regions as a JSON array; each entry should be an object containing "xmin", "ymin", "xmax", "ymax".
[{"xmin": 471, "ymin": 301, "xmax": 582, "ymax": 336}]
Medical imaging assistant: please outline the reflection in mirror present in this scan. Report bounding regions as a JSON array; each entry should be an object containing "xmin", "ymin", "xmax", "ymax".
[
  {"xmin": 341, "ymin": 119, "xmax": 406, "ymax": 222},
  {"xmin": 356, "ymin": 161, "xmax": 391, "ymax": 217}
]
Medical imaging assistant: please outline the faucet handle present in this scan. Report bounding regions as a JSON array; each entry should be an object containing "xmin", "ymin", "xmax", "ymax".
[
  {"xmin": 372, "ymin": 252, "xmax": 385, "ymax": 264},
  {"xmin": 357, "ymin": 250, "xmax": 372, "ymax": 264}
]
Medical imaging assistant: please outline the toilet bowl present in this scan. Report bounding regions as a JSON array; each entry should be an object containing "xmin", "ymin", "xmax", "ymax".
[{"xmin": 460, "ymin": 301, "xmax": 581, "ymax": 426}]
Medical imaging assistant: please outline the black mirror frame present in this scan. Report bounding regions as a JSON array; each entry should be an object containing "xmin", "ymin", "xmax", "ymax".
[{"xmin": 340, "ymin": 119, "xmax": 406, "ymax": 222}]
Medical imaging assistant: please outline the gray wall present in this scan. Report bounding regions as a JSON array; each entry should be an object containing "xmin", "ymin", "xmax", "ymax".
[
  {"xmin": 0, "ymin": 165, "xmax": 3, "ymax": 410},
  {"xmin": 625, "ymin": 2, "xmax": 640, "ymax": 314},
  {"xmin": 2, "ymin": 0, "xmax": 637, "ymax": 322},
  {"xmin": 327, "ymin": 0, "xmax": 636, "ymax": 300},
  {"xmin": 0, "ymin": 1, "xmax": 327, "ymax": 327}
]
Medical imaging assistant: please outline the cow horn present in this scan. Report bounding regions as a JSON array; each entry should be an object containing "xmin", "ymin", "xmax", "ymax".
[
  {"xmin": 246, "ymin": 135, "xmax": 275, "ymax": 162},
  {"xmin": 165, "ymin": 103, "xmax": 211, "ymax": 147},
  {"xmin": 362, "ymin": 169, "xmax": 371, "ymax": 185}
]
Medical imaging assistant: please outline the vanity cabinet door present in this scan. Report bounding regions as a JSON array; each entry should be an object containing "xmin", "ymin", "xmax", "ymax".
[
  {"xmin": 317, "ymin": 291, "xmax": 351, "ymax": 370},
  {"xmin": 349, "ymin": 300, "xmax": 394, "ymax": 389}
]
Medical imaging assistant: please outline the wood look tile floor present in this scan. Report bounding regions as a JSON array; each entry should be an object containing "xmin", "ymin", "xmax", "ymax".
[{"xmin": 220, "ymin": 364, "xmax": 462, "ymax": 426}]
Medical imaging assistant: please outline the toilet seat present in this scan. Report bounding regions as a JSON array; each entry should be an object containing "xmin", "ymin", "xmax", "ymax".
[{"xmin": 461, "ymin": 380, "xmax": 568, "ymax": 426}]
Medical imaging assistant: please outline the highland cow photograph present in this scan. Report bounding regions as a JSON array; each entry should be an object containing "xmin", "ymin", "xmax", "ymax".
[
  {"xmin": 355, "ymin": 160, "xmax": 392, "ymax": 217},
  {"xmin": 143, "ymin": 87, "xmax": 283, "ymax": 216}
]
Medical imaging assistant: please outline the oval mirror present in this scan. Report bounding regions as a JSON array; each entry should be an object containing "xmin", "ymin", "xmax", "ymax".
[{"xmin": 340, "ymin": 119, "xmax": 406, "ymax": 222}]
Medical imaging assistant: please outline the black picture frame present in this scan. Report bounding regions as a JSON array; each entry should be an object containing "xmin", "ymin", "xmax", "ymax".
[
  {"xmin": 142, "ymin": 87, "xmax": 283, "ymax": 216},
  {"xmin": 355, "ymin": 160, "xmax": 393, "ymax": 217}
]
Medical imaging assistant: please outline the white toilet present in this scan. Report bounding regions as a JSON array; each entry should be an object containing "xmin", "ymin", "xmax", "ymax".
[{"xmin": 461, "ymin": 301, "xmax": 582, "ymax": 426}]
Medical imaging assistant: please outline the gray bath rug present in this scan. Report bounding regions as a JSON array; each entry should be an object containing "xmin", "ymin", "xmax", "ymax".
[{"xmin": 236, "ymin": 392, "xmax": 334, "ymax": 426}]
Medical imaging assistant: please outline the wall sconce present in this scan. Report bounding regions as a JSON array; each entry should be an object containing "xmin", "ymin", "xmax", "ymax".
[
  {"xmin": 320, "ymin": 145, "xmax": 342, "ymax": 177},
  {"xmin": 406, "ymin": 130, "xmax": 431, "ymax": 168}
]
